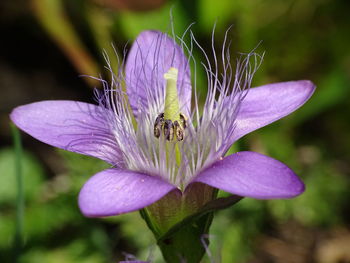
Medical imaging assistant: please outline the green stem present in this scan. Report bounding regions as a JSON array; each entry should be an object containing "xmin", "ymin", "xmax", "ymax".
[{"xmin": 11, "ymin": 124, "xmax": 24, "ymax": 262}]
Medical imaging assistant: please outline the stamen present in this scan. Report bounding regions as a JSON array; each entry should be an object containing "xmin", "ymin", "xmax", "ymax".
[
  {"xmin": 173, "ymin": 121, "xmax": 183, "ymax": 141},
  {"xmin": 153, "ymin": 112, "xmax": 187, "ymax": 142},
  {"xmin": 163, "ymin": 119, "xmax": 174, "ymax": 141},
  {"xmin": 154, "ymin": 113, "xmax": 164, "ymax": 138}
]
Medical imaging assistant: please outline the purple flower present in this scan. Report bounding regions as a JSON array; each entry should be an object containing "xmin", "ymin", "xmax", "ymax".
[{"xmin": 10, "ymin": 30, "xmax": 315, "ymax": 219}]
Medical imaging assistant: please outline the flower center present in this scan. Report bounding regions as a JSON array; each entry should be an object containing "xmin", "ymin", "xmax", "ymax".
[{"xmin": 151, "ymin": 67, "xmax": 189, "ymax": 185}]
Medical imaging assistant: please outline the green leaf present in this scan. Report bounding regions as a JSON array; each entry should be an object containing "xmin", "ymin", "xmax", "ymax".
[{"xmin": 0, "ymin": 148, "xmax": 44, "ymax": 203}]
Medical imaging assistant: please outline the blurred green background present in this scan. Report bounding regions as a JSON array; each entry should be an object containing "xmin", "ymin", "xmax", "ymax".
[{"xmin": 1, "ymin": 0, "xmax": 350, "ymax": 262}]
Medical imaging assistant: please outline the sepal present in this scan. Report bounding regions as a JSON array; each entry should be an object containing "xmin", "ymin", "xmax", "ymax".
[{"xmin": 140, "ymin": 183, "xmax": 242, "ymax": 262}]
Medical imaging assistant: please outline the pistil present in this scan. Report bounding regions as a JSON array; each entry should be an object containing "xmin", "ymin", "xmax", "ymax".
[
  {"xmin": 164, "ymin": 67, "xmax": 180, "ymax": 121},
  {"xmin": 163, "ymin": 67, "xmax": 182, "ymax": 184}
]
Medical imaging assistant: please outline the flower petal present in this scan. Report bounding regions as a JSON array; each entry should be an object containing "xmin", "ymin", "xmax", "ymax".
[
  {"xmin": 10, "ymin": 101, "xmax": 122, "ymax": 165},
  {"xmin": 125, "ymin": 30, "xmax": 191, "ymax": 117},
  {"xmin": 192, "ymin": 151, "xmax": 305, "ymax": 199},
  {"xmin": 233, "ymin": 80, "xmax": 315, "ymax": 142},
  {"xmin": 78, "ymin": 168, "xmax": 177, "ymax": 217}
]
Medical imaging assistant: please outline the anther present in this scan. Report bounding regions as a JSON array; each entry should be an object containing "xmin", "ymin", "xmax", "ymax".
[
  {"xmin": 163, "ymin": 119, "xmax": 174, "ymax": 141},
  {"xmin": 179, "ymin": 113, "xmax": 187, "ymax": 129},
  {"xmin": 153, "ymin": 112, "xmax": 187, "ymax": 141},
  {"xmin": 154, "ymin": 113, "xmax": 164, "ymax": 138},
  {"xmin": 174, "ymin": 121, "xmax": 184, "ymax": 141}
]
